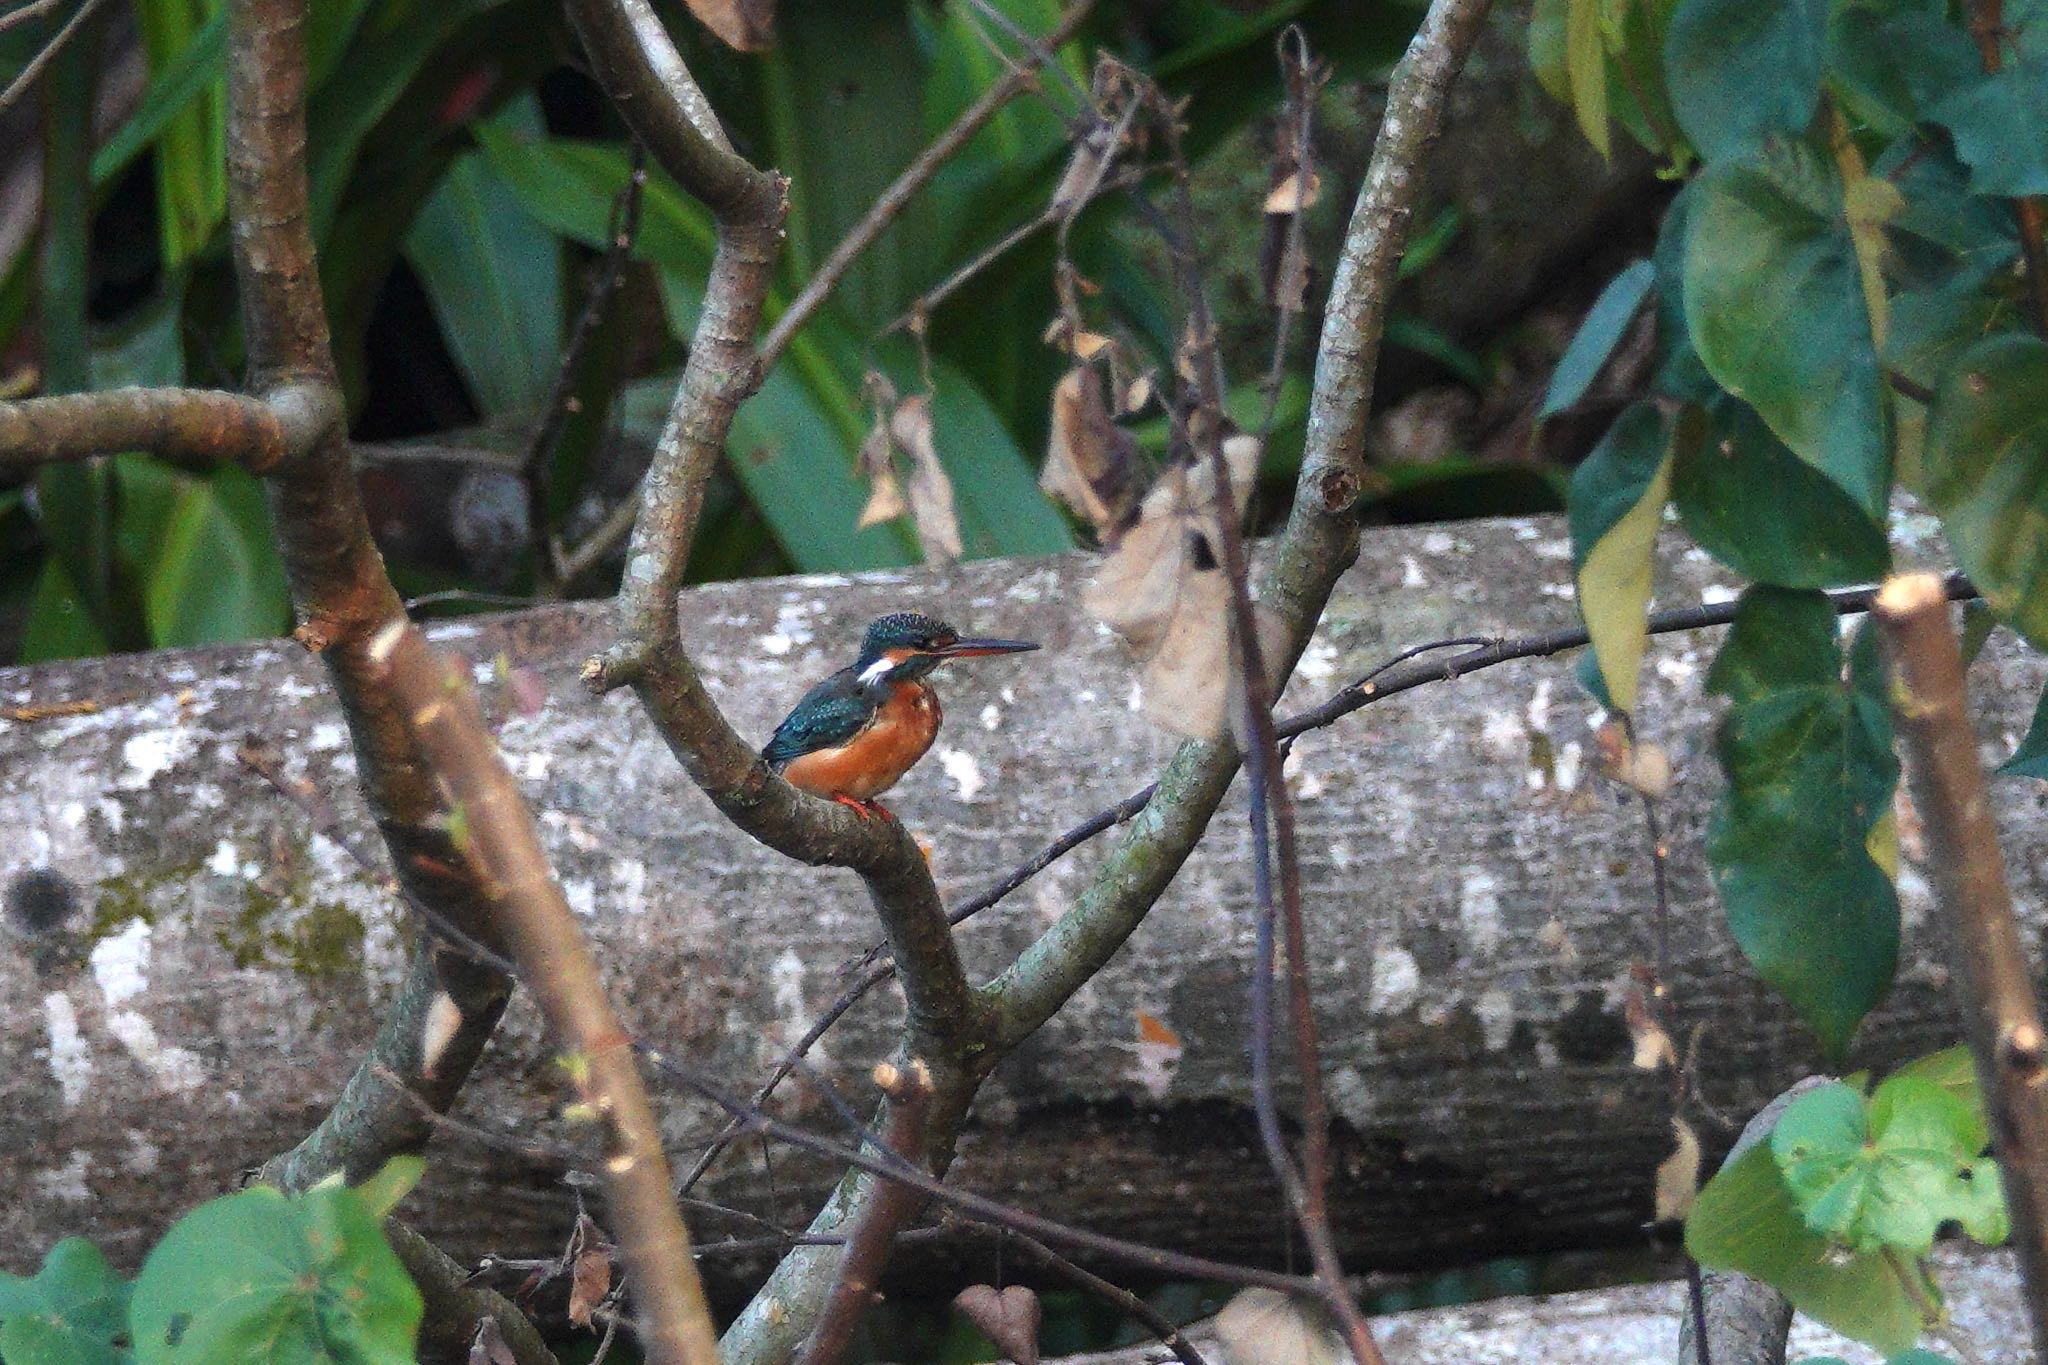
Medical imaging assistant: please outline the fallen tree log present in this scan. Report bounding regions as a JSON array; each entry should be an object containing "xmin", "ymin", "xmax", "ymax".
[{"xmin": 2, "ymin": 513, "xmax": 2042, "ymax": 1300}]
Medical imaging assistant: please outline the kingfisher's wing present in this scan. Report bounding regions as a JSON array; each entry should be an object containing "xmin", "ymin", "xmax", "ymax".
[{"xmin": 762, "ymin": 668, "xmax": 875, "ymax": 767}]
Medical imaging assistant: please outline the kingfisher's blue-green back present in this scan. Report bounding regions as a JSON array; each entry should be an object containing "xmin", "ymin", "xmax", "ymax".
[{"xmin": 762, "ymin": 667, "xmax": 878, "ymax": 767}]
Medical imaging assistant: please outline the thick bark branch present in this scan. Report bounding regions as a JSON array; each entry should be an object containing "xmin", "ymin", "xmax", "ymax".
[
  {"xmin": 0, "ymin": 386, "xmax": 310, "ymax": 474},
  {"xmin": 1875, "ymin": 572, "xmax": 2048, "ymax": 1361},
  {"xmin": 368, "ymin": 619, "xmax": 722, "ymax": 1365}
]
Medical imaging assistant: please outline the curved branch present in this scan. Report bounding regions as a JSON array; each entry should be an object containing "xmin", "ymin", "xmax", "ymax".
[{"xmin": 0, "ymin": 385, "xmax": 310, "ymax": 473}]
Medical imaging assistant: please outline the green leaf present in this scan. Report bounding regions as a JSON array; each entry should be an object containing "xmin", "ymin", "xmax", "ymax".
[
  {"xmin": 1569, "ymin": 402, "xmax": 1672, "ymax": 714},
  {"xmin": 348, "ymin": 1156, "xmax": 425, "ymax": 1222},
  {"xmin": 1543, "ymin": 260, "xmax": 1655, "ymax": 419},
  {"xmin": 472, "ymin": 128, "xmax": 715, "ymax": 285},
  {"xmin": 1772, "ymin": 1075, "xmax": 2006, "ymax": 1255},
  {"xmin": 1673, "ymin": 396, "xmax": 1890, "ymax": 588},
  {"xmin": 1666, "ymin": 0, "xmax": 1828, "ymax": 162},
  {"xmin": 1705, "ymin": 588, "xmax": 1898, "ymax": 1058},
  {"xmin": 88, "ymin": 9, "xmax": 227, "ymax": 191},
  {"xmin": 1885, "ymin": 264, "xmax": 2026, "ymax": 398},
  {"xmin": 1566, "ymin": 0, "xmax": 1612, "ymax": 157},
  {"xmin": 2001, "ymin": 681, "xmax": 2048, "ymax": 778},
  {"xmin": 20, "ymin": 559, "xmax": 111, "ymax": 662},
  {"xmin": 1684, "ymin": 138, "xmax": 1890, "ymax": 520},
  {"xmin": 0, "ymin": 1237, "xmax": 132, "ymax": 1365},
  {"xmin": 1651, "ymin": 181, "xmax": 1719, "ymax": 401},
  {"xmin": 1889, "ymin": 1045, "xmax": 1987, "ymax": 1123},
  {"xmin": 1929, "ymin": 58, "xmax": 2048, "ymax": 198},
  {"xmin": 131, "ymin": 1184, "xmax": 421, "ymax": 1365},
  {"xmin": 113, "ymin": 458, "xmax": 289, "ymax": 648},
  {"xmin": 135, "ymin": 0, "xmax": 227, "ymax": 268},
  {"xmin": 1825, "ymin": 2, "xmax": 1979, "ymax": 139},
  {"xmin": 1923, "ymin": 332, "xmax": 2048, "ymax": 650},
  {"xmin": 1688, "ymin": 1142, "xmax": 1927, "ymax": 1355},
  {"xmin": 404, "ymin": 141, "xmax": 563, "ymax": 416}
]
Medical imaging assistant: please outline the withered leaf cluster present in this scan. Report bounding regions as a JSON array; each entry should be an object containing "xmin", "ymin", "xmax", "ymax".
[{"xmin": 855, "ymin": 375, "xmax": 964, "ymax": 566}]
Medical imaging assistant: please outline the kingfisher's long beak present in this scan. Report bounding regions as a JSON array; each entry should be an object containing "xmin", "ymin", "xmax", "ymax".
[{"xmin": 928, "ymin": 637, "xmax": 1039, "ymax": 659}]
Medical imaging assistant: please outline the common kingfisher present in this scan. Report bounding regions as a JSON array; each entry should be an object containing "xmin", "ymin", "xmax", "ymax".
[{"xmin": 762, "ymin": 611, "xmax": 1038, "ymax": 819}]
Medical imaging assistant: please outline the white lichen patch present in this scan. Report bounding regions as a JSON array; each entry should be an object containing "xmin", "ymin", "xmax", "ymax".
[
  {"xmin": 979, "ymin": 703, "xmax": 1002, "ymax": 731},
  {"xmin": 768, "ymin": 948, "xmax": 822, "ymax": 1060},
  {"xmin": 208, "ymin": 840, "xmax": 240, "ymax": 876},
  {"xmin": 120, "ymin": 729, "xmax": 192, "ymax": 789},
  {"xmin": 1534, "ymin": 538, "xmax": 1574, "ymax": 561},
  {"xmin": 1295, "ymin": 638, "xmax": 1340, "ymax": 685},
  {"xmin": 34, "ymin": 1151, "xmax": 92, "ymax": 1203},
  {"xmin": 612, "ymin": 858, "xmax": 648, "ymax": 916},
  {"xmin": 1475, "ymin": 987, "xmax": 1517, "ymax": 1051},
  {"xmin": 1653, "ymin": 653, "xmax": 1700, "ymax": 684},
  {"xmin": 91, "ymin": 919, "xmax": 153, "ymax": 1006},
  {"xmin": 308, "ymin": 721, "xmax": 348, "ymax": 752},
  {"xmin": 1554, "ymin": 740, "xmax": 1584, "ymax": 793},
  {"xmin": 42, "ymin": 992, "xmax": 90, "ymax": 1107},
  {"xmin": 1369, "ymin": 944, "xmax": 1422, "ymax": 1014},
  {"xmin": 122, "ymin": 1130, "xmax": 160, "ymax": 1175},
  {"xmin": 1481, "ymin": 709, "xmax": 1524, "ymax": 755},
  {"xmin": 105, "ymin": 1011, "xmax": 205, "ymax": 1092},
  {"xmin": 939, "ymin": 748, "xmax": 985, "ymax": 803},
  {"xmin": 1402, "ymin": 556, "xmax": 1427, "ymax": 588},
  {"xmin": 1422, "ymin": 530, "xmax": 1455, "ymax": 555},
  {"xmin": 1459, "ymin": 869, "xmax": 1504, "ymax": 953},
  {"xmin": 1127, "ymin": 679, "xmax": 1144, "ymax": 712},
  {"xmin": 1525, "ymin": 679, "xmax": 1554, "ymax": 733},
  {"xmin": 563, "ymin": 879, "xmax": 597, "ymax": 918},
  {"xmin": 1700, "ymin": 584, "xmax": 1740, "ymax": 606},
  {"xmin": 1133, "ymin": 1014, "xmax": 1183, "ymax": 1101}
]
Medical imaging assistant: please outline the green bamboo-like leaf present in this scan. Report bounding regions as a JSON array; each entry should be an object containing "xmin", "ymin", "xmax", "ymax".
[
  {"xmin": 472, "ymin": 128, "xmax": 715, "ymax": 284},
  {"xmin": 1923, "ymin": 333, "xmax": 2048, "ymax": 649},
  {"xmin": 1568, "ymin": 401, "xmax": 1671, "ymax": 714},
  {"xmin": 1565, "ymin": 0, "xmax": 1612, "ymax": 157},
  {"xmin": 1705, "ymin": 589, "xmax": 1898, "ymax": 1059},
  {"xmin": 1689, "ymin": 1142, "xmax": 1927, "ymax": 1355},
  {"xmin": 404, "ymin": 140, "xmax": 563, "ymax": 416},
  {"xmin": 1672, "ymin": 396, "xmax": 1889, "ymax": 588},
  {"xmin": 1928, "ymin": 58, "xmax": 2048, "ymax": 198},
  {"xmin": 1666, "ymin": 0, "xmax": 1828, "ymax": 161},
  {"xmin": 112, "ymin": 457, "xmax": 289, "ymax": 648},
  {"xmin": 1543, "ymin": 260, "xmax": 1655, "ymax": 418},
  {"xmin": 1684, "ymin": 138, "xmax": 1890, "ymax": 520},
  {"xmin": 131, "ymin": 1184, "xmax": 421, "ymax": 1365},
  {"xmin": 88, "ymin": 9, "xmax": 226, "ymax": 190},
  {"xmin": 135, "ymin": 0, "xmax": 227, "ymax": 268},
  {"xmin": 0, "ymin": 1238, "xmax": 132, "ymax": 1365}
]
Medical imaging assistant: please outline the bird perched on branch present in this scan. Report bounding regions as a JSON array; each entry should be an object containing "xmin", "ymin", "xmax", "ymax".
[{"xmin": 763, "ymin": 611, "xmax": 1037, "ymax": 820}]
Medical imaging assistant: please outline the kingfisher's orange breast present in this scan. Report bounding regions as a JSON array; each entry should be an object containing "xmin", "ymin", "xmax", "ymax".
[{"xmin": 779, "ymin": 681, "xmax": 942, "ymax": 800}]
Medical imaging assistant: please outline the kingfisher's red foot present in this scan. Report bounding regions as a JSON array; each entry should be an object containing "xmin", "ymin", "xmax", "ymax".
[{"xmin": 831, "ymin": 794, "xmax": 894, "ymax": 822}]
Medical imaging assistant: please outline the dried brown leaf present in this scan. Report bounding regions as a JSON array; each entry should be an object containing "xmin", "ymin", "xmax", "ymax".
[
  {"xmin": 1069, "ymin": 329, "xmax": 1113, "ymax": 360},
  {"xmin": 954, "ymin": 1284, "xmax": 1041, "ymax": 1365},
  {"xmin": 683, "ymin": 0, "xmax": 775, "ymax": 51},
  {"xmin": 1216, "ymin": 1288, "xmax": 1345, "ymax": 1365},
  {"xmin": 855, "ymin": 419, "xmax": 907, "ymax": 529},
  {"xmin": 568, "ymin": 1242, "xmax": 612, "ymax": 1328},
  {"xmin": 890, "ymin": 395, "xmax": 963, "ymax": 565},
  {"xmin": 1623, "ymin": 975, "xmax": 1676, "ymax": 1072},
  {"xmin": 1263, "ymin": 168, "xmax": 1323, "ymax": 214},
  {"xmin": 1042, "ymin": 368, "xmax": 1140, "ymax": 540},
  {"xmin": 1655, "ymin": 1117, "xmax": 1703, "ymax": 1222}
]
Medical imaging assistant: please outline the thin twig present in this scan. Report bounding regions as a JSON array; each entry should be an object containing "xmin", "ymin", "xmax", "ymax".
[
  {"xmin": 525, "ymin": 143, "xmax": 647, "ymax": 597},
  {"xmin": 368, "ymin": 619, "xmax": 723, "ymax": 1365},
  {"xmin": 1874, "ymin": 572, "xmax": 2048, "ymax": 1360},
  {"xmin": 795, "ymin": 1061, "xmax": 935, "ymax": 1365},
  {"xmin": 0, "ymin": 0, "xmax": 65, "ymax": 35},
  {"xmin": 0, "ymin": 0, "xmax": 107, "ymax": 121},
  {"xmin": 759, "ymin": 0, "xmax": 1098, "ymax": 371},
  {"xmin": 996, "ymin": 1225, "xmax": 1212, "ymax": 1365}
]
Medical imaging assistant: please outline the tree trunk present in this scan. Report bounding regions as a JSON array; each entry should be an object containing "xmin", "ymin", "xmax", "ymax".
[{"xmin": 2, "ymin": 514, "xmax": 2042, "ymax": 1302}]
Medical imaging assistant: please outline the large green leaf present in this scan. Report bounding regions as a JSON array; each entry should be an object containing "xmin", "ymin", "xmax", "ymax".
[
  {"xmin": 1923, "ymin": 333, "xmax": 2048, "ymax": 649},
  {"xmin": 1885, "ymin": 264, "xmax": 2026, "ymax": 397},
  {"xmin": 135, "ymin": 0, "xmax": 227, "ymax": 268},
  {"xmin": 1705, "ymin": 589, "xmax": 1898, "ymax": 1058},
  {"xmin": 1673, "ymin": 397, "xmax": 1889, "ymax": 588},
  {"xmin": 0, "ymin": 1237, "xmax": 132, "ymax": 1365},
  {"xmin": 2001, "ymin": 681, "xmax": 2048, "ymax": 778},
  {"xmin": 1542, "ymin": 259, "xmax": 1655, "ymax": 419},
  {"xmin": 1666, "ymin": 0, "xmax": 1828, "ymax": 162},
  {"xmin": 131, "ymin": 1184, "xmax": 420, "ymax": 1365},
  {"xmin": 1688, "ymin": 1141, "xmax": 1928, "ymax": 1355},
  {"xmin": 116, "ymin": 459, "xmax": 289, "ymax": 649},
  {"xmin": 404, "ymin": 128, "xmax": 563, "ymax": 416},
  {"xmin": 1929, "ymin": 58, "xmax": 2048, "ymax": 198},
  {"xmin": 88, "ymin": 9, "xmax": 227, "ymax": 191},
  {"xmin": 1824, "ymin": 1, "xmax": 1978, "ymax": 139},
  {"xmin": 1771, "ymin": 1076, "xmax": 2006, "ymax": 1254},
  {"xmin": 1568, "ymin": 401, "xmax": 1671, "ymax": 714},
  {"xmin": 472, "ymin": 128, "xmax": 715, "ymax": 286},
  {"xmin": 1684, "ymin": 138, "xmax": 1890, "ymax": 520}
]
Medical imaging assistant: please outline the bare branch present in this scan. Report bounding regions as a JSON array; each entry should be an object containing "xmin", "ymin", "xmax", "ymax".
[
  {"xmin": 0, "ymin": 385, "xmax": 315, "ymax": 473},
  {"xmin": 759, "ymin": 0, "xmax": 1098, "ymax": 371},
  {"xmin": 1874, "ymin": 572, "xmax": 2048, "ymax": 1361},
  {"xmin": 368, "ymin": 618, "xmax": 723, "ymax": 1365},
  {"xmin": 0, "ymin": 0, "xmax": 109, "ymax": 122},
  {"xmin": 998, "ymin": 1228, "xmax": 1212, "ymax": 1365},
  {"xmin": 389, "ymin": 1222, "xmax": 564, "ymax": 1365},
  {"xmin": 795, "ymin": 1062, "xmax": 934, "ymax": 1365}
]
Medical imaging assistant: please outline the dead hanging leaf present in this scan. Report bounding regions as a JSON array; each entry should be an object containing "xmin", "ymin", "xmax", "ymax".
[
  {"xmin": 1083, "ymin": 433, "xmax": 1267, "ymax": 739},
  {"xmin": 1595, "ymin": 718, "xmax": 1672, "ymax": 799},
  {"xmin": 855, "ymin": 417, "xmax": 907, "ymax": 529},
  {"xmin": 1263, "ymin": 168, "xmax": 1323, "ymax": 215},
  {"xmin": 1042, "ymin": 367, "xmax": 1140, "ymax": 541},
  {"xmin": 1215, "ymin": 1288, "xmax": 1346, "ymax": 1365},
  {"xmin": 565, "ymin": 1211, "xmax": 610, "ymax": 1326},
  {"xmin": 1623, "ymin": 974, "xmax": 1676, "ymax": 1072},
  {"xmin": 889, "ymin": 395, "xmax": 963, "ymax": 565},
  {"xmin": 954, "ymin": 1284, "xmax": 1041, "ymax": 1365},
  {"xmin": 1655, "ymin": 1117, "xmax": 1703, "ymax": 1222},
  {"xmin": 1070, "ymin": 330, "xmax": 1114, "ymax": 361},
  {"xmin": 683, "ymin": 0, "xmax": 775, "ymax": 51}
]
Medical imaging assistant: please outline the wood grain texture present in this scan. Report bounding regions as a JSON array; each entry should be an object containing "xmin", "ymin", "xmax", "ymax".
[{"xmin": 1, "ymin": 514, "xmax": 2042, "ymax": 1302}]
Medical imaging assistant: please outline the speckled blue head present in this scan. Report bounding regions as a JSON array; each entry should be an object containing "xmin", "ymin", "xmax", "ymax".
[{"xmin": 855, "ymin": 612, "xmax": 1038, "ymax": 683}]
